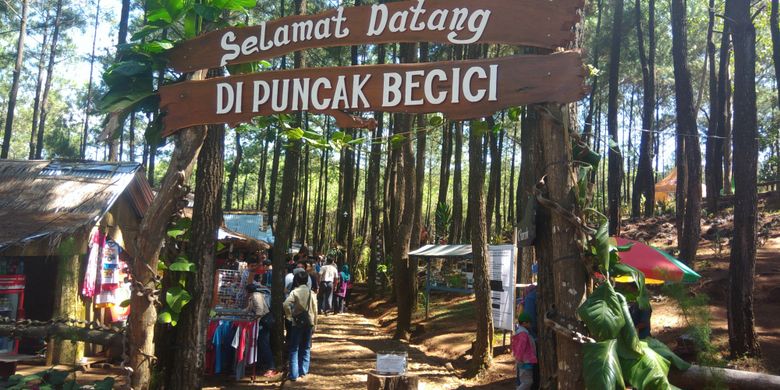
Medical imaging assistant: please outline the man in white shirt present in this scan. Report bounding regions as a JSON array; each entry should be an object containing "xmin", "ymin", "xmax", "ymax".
[{"xmin": 318, "ymin": 258, "xmax": 339, "ymax": 314}]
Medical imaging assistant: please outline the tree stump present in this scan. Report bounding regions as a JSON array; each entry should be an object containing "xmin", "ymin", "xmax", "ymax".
[{"xmin": 367, "ymin": 371, "xmax": 418, "ymax": 390}]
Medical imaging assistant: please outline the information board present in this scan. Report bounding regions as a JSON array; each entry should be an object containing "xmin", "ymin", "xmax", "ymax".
[{"xmin": 488, "ymin": 245, "xmax": 516, "ymax": 332}]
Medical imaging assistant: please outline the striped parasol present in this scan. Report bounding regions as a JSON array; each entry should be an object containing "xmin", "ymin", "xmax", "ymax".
[{"xmin": 612, "ymin": 237, "xmax": 701, "ymax": 284}]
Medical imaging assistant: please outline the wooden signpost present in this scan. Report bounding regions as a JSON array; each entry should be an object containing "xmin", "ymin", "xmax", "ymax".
[
  {"xmin": 159, "ymin": 52, "xmax": 587, "ymax": 135},
  {"xmin": 166, "ymin": 0, "xmax": 584, "ymax": 72}
]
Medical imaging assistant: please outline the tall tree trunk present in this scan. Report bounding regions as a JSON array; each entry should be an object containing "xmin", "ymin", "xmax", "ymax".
[
  {"xmin": 632, "ymin": 0, "xmax": 656, "ymax": 218},
  {"xmin": 450, "ymin": 122, "xmax": 464, "ymax": 243},
  {"xmin": 518, "ymin": 106, "xmax": 539, "ymax": 284},
  {"xmin": 411, "ymin": 42, "xmax": 429, "ymax": 253},
  {"xmin": 368, "ymin": 41, "xmax": 386, "ymax": 296},
  {"xmin": 508, "ymin": 124, "xmax": 517, "ymax": 225},
  {"xmin": 486, "ymin": 118, "xmax": 502, "ymax": 238},
  {"xmin": 437, "ymin": 121, "xmax": 452, "ymax": 239},
  {"xmin": 772, "ymin": 0, "xmax": 780, "ymax": 110},
  {"xmin": 80, "ymin": 0, "xmax": 101, "ymax": 159},
  {"xmin": 723, "ymin": 68, "xmax": 733, "ymax": 195},
  {"xmin": 672, "ymin": 0, "xmax": 703, "ymax": 264},
  {"xmin": 535, "ymin": 102, "xmax": 588, "ymax": 389},
  {"xmin": 726, "ymin": 0, "xmax": 761, "ymax": 358},
  {"xmin": 129, "ymin": 121, "xmax": 208, "ymax": 388},
  {"xmin": 36, "ymin": 0, "xmax": 63, "ymax": 159},
  {"xmin": 1, "ymin": 0, "xmax": 28, "ymax": 159},
  {"xmin": 271, "ymin": 0, "xmax": 305, "ymax": 367},
  {"xmin": 267, "ymin": 133, "xmax": 282, "ymax": 229},
  {"xmin": 607, "ymin": 0, "xmax": 624, "ymax": 235},
  {"xmin": 29, "ymin": 14, "xmax": 50, "ymax": 160},
  {"xmin": 169, "ymin": 123, "xmax": 224, "ymax": 389},
  {"xmin": 226, "ymin": 129, "xmax": 243, "ymax": 210},
  {"xmin": 705, "ymin": 0, "xmax": 722, "ymax": 213},
  {"xmin": 468, "ymin": 118, "xmax": 494, "ymax": 375},
  {"xmin": 393, "ymin": 42, "xmax": 417, "ymax": 340},
  {"xmin": 256, "ymin": 132, "xmax": 270, "ymax": 210},
  {"xmin": 583, "ymin": 0, "xmax": 604, "ymax": 142}
]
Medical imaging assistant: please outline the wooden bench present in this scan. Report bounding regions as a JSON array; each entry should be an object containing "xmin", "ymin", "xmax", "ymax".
[{"xmin": 0, "ymin": 353, "xmax": 40, "ymax": 378}]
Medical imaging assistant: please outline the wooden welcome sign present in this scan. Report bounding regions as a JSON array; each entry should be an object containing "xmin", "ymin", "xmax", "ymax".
[
  {"xmin": 167, "ymin": 0, "xmax": 584, "ymax": 72},
  {"xmin": 159, "ymin": 52, "xmax": 587, "ymax": 135}
]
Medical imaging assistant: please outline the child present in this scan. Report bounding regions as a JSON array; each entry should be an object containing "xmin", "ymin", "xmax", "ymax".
[{"xmin": 511, "ymin": 312, "xmax": 537, "ymax": 390}]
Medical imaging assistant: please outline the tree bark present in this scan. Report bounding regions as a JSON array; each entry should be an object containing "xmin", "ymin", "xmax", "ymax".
[
  {"xmin": 169, "ymin": 123, "xmax": 224, "ymax": 389},
  {"xmin": 450, "ymin": 122, "xmax": 464, "ymax": 243},
  {"xmin": 226, "ymin": 128, "xmax": 243, "ymax": 210},
  {"xmin": 256, "ymin": 132, "xmax": 270, "ymax": 210},
  {"xmin": 0, "ymin": 323, "xmax": 123, "ymax": 349},
  {"xmin": 607, "ymin": 0, "xmax": 624, "ymax": 235},
  {"xmin": 632, "ymin": 0, "xmax": 656, "ymax": 218},
  {"xmin": 772, "ymin": 0, "xmax": 780, "ymax": 110},
  {"xmin": 583, "ymin": 0, "xmax": 604, "ymax": 143},
  {"xmin": 52, "ymin": 236, "xmax": 87, "ymax": 364},
  {"xmin": 468, "ymin": 119, "xmax": 494, "ymax": 374},
  {"xmin": 671, "ymin": 0, "xmax": 703, "ymax": 264},
  {"xmin": 392, "ymin": 42, "xmax": 417, "ymax": 340},
  {"xmin": 1, "ymin": 0, "xmax": 28, "ymax": 159},
  {"xmin": 705, "ymin": 0, "xmax": 722, "ymax": 213},
  {"xmin": 267, "ymin": 134, "xmax": 282, "ymax": 229},
  {"xmin": 80, "ymin": 0, "xmax": 101, "ymax": 159},
  {"xmin": 29, "ymin": 14, "xmax": 50, "ymax": 160},
  {"xmin": 726, "ymin": 0, "xmax": 761, "ymax": 358},
  {"xmin": 35, "ymin": 0, "xmax": 63, "ymax": 159}
]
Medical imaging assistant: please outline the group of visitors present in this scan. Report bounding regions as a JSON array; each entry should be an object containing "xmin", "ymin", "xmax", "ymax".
[{"xmin": 241, "ymin": 250, "xmax": 352, "ymax": 381}]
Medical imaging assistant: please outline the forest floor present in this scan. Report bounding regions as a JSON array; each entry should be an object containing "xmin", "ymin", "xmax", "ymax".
[{"xmin": 204, "ymin": 305, "xmax": 513, "ymax": 390}]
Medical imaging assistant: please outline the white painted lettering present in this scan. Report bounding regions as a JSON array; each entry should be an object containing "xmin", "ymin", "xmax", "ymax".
[
  {"xmin": 383, "ymin": 73, "xmax": 403, "ymax": 107},
  {"xmin": 368, "ymin": 4, "xmax": 388, "ymax": 36},
  {"xmin": 405, "ymin": 70, "xmax": 425, "ymax": 106},
  {"xmin": 311, "ymin": 78, "xmax": 332, "ymax": 110},
  {"xmin": 424, "ymin": 69, "xmax": 447, "ymax": 104},
  {"xmin": 463, "ymin": 67, "xmax": 487, "ymax": 102},
  {"xmin": 253, "ymin": 80, "xmax": 271, "ymax": 112},
  {"xmin": 216, "ymin": 83, "xmax": 234, "ymax": 114},
  {"xmin": 220, "ymin": 32, "xmax": 240, "ymax": 66}
]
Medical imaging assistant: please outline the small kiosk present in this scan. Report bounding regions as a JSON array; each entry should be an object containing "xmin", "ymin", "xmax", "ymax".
[{"xmin": 409, "ymin": 244, "xmax": 518, "ymax": 332}]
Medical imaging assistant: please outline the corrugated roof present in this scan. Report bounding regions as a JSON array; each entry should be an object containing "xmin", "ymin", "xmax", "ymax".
[
  {"xmin": 408, "ymin": 244, "xmax": 473, "ymax": 258},
  {"xmin": 0, "ymin": 160, "xmax": 152, "ymax": 251},
  {"xmin": 223, "ymin": 213, "xmax": 275, "ymax": 244}
]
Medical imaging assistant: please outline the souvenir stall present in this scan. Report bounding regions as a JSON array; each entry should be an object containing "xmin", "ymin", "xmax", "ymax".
[{"xmin": 204, "ymin": 222, "xmax": 273, "ymax": 381}]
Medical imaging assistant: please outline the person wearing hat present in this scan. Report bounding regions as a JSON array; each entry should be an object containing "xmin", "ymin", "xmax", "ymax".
[{"xmin": 511, "ymin": 312, "xmax": 537, "ymax": 390}]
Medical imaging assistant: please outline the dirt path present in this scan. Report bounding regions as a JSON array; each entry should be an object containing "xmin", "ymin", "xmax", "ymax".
[{"xmin": 209, "ymin": 312, "xmax": 465, "ymax": 389}]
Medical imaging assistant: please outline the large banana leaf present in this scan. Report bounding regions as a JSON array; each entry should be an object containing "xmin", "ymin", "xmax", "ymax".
[
  {"xmin": 645, "ymin": 337, "xmax": 691, "ymax": 371},
  {"xmin": 615, "ymin": 292, "xmax": 644, "ymax": 359},
  {"xmin": 620, "ymin": 342, "xmax": 672, "ymax": 390},
  {"xmin": 578, "ymin": 283, "xmax": 626, "ymax": 341},
  {"xmin": 583, "ymin": 340, "xmax": 626, "ymax": 390}
]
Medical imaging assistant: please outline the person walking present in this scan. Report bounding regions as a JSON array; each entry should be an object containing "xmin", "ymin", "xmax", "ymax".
[
  {"xmin": 318, "ymin": 258, "xmax": 339, "ymax": 314},
  {"xmin": 334, "ymin": 264, "xmax": 351, "ymax": 314},
  {"xmin": 284, "ymin": 271, "xmax": 318, "ymax": 381},
  {"xmin": 246, "ymin": 284, "xmax": 277, "ymax": 377}
]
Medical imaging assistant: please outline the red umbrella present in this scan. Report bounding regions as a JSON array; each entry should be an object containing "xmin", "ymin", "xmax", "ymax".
[{"xmin": 611, "ymin": 237, "xmax": 701, "ymax": 284}]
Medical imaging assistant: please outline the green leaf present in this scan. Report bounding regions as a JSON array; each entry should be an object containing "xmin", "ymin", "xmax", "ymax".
[
  {"xmin": 285, "ymin": 127, "xmax": 304, "ymax": 141},
  {"xmin": 583, "ymin": 340, "xmax": 626, "ymax": 390},
  {"xmin": 131, "ymin": 25, "xmax": 163, "ymax": 41},
  {"xmin": 212, "ymin": 0, "xmax": 256, "ymax": 11},
  {"xmin": 158, "ymin": 261, "xmax": 168, "ymax": 271},
  {"xmin": 645, "ymin": 338, "xmax": 691, "ymax": 371},
  {"xmin": 578, "ymin": 283, "xmax": 626, "ymax": 341},
  {"xmin": 216, "ymin": 242, "xmax": 226, "ymax": 252},
  {"xmin": 167, "ymin": 218, "xmax": 192, "ymax": 238},
  {"xmin": 93, "ymin": 377, "xmax": 116, "ymax": 390},
  {"xmin": 613, "ymin": 263, "xmax": 651, "ymax": 310},
  {"xmin": 594, "ymin": 222, "xmax": 610, "ymax": 274},
  {"xmin": 259, "ymin": 60, "xmax": 272, "ymax": 68},
  {"xmin": 183, "ymin": 9, "xmax": 197, "ymax": 38},
  {"xmin": 616, "ymin": 293, "xmax": 644, "ymax": 359},
  {"xmin": 169, "ymin": 259, "xmax": 196, "ymax": 272},
  {"xmin": 508, "ymin": 107, "xmax": 521, "ymax": 122},
  {"xmin": 120, "ymin": 299, "xmax": 131, "ymax": 308},
  {"xmin": 45, "ymin": 370, "xmax": 70, "ymax": 386},
  {"xmin": 166, "ymin": 286, "xmax": 192, "ymax": 313},
  {"xmin": 620, "ymin": 342, "xmax": 671, "ymax": 390},
  {"xmin": 136, "ymin": 40, "xmax": 174, "ymax": 54},
  {"xmin": 470, "ymin": 120, "xmax": 489, "ymax": 136},
  {"xmin": 193, "ymin": 3, "xmax": 221, "ymax": 21},
  {"xmin": 147, "ymin": 7, "xmax": 173, "ymax": 25},
  {"xmin": 163, "ymin": 0, "xmax": 187, "ymax": 19},
  {"xmin": 158, "ymin": 309, "xmax": 173, "ymax": 324},
  {"xmin": 429, "ymin": 115, "xmax": 443, "ymax": 126},
  {"xmin": 390, "ymin": 134, "xmax": 406, "ymax": 146}
]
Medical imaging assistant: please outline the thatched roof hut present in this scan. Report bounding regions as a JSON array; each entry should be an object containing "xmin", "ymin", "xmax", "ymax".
[{"xmin": 0, "ymin": 160, "xmax": 153, "ymax": 254}]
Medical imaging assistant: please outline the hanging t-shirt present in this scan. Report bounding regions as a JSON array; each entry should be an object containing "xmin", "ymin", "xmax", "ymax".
[
  {"xmin": 95, "ymin": 240, "xmax": 123, "ymax": 307},
  {"xmin": 82, "ymin": 231, "xmax": 105, "ymax": 298}
]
